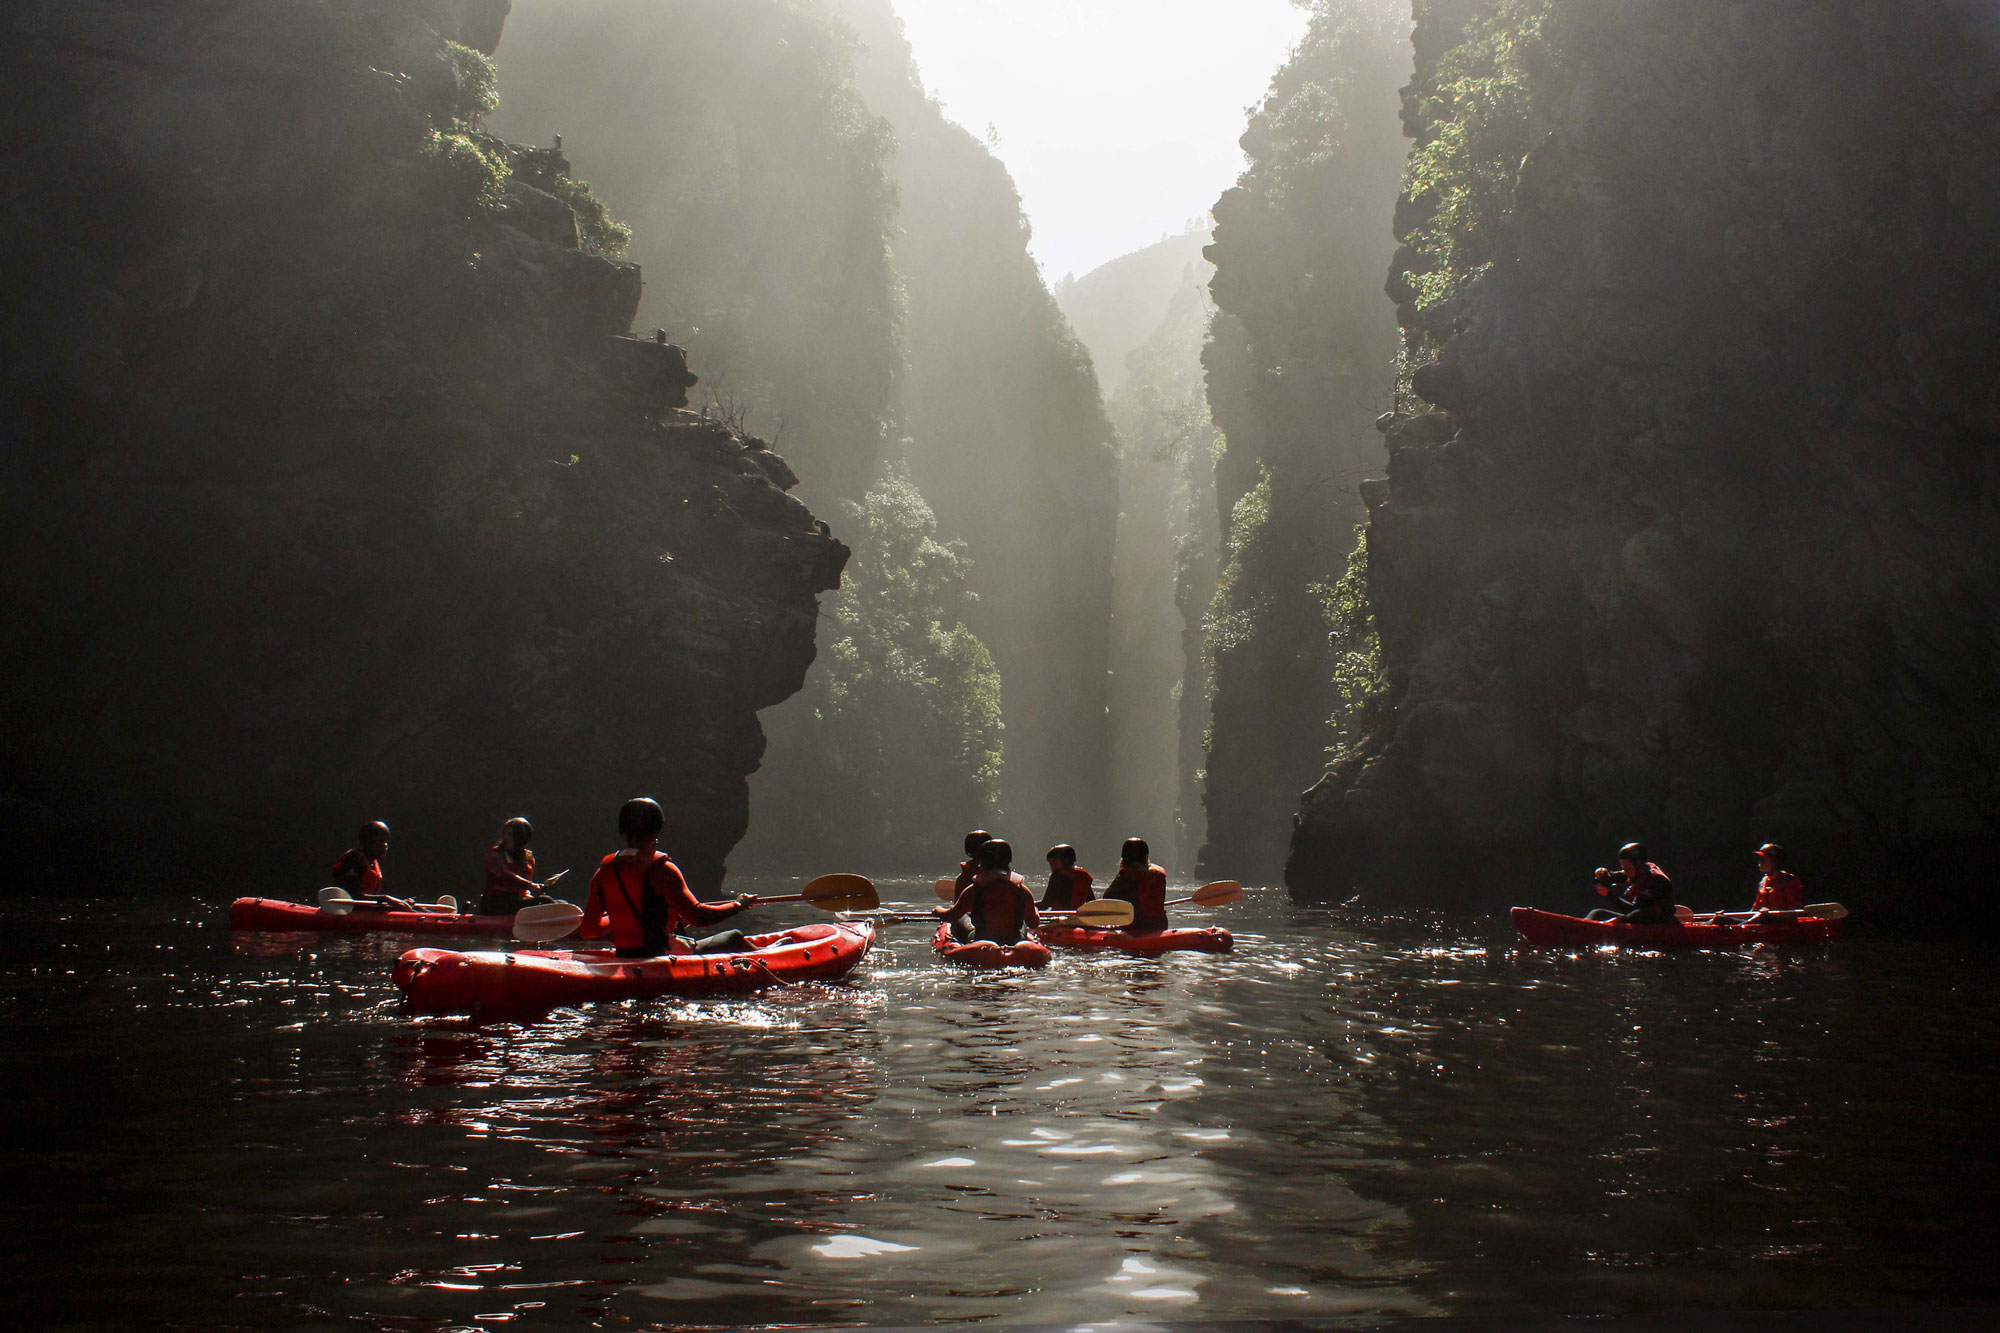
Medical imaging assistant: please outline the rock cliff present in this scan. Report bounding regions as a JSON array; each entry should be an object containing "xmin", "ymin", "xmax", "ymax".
[
  {"xmin": 1199, "ymin": 1, "xmax": 1412, "ymax": 881},
  {"xmin": 0, "ymin": 0, "xmax": 846, "ymax": 892},
  {"xmin": 1289, "ymin": 0, "xmax": 2000, "ymax": 920}
]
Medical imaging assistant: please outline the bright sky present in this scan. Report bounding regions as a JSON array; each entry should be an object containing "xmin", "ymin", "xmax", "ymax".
[{"xmin": 890, "ymin": 0, "xmax": 1311, "ymax": 282}]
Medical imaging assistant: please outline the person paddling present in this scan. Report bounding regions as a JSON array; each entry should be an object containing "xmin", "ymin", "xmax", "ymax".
[
  {"xmin": 1103, "ymin": 837, "xmax": 1169, "ymax": 933},
  {"xmin": 1040, "ymin": 844, "xmax": 1095, "ymax": 911},
  {"xmin": 954, "ymin": 829, "xmax": 993, "ymax": 894},
  {"xmin": 479, "ymin": 816, "xmax": 556, "ymax": 915},
  {"xmin": 1586, "ymin": 842, "xmax": 1677, "ymax": 924},
  {"xmin": 936, "ymin": 837, "xmax": 1039, "ymax": 945},
  {"xmin": 580, "ymin": 798, "xmax": 760, "ymax": 957},
  {"xmin": 328, "ymin": 821, "xmax": 416, "ymax": 911},
  {"xmin": 1745, "ymin": 843, "xmax": 1805, "ymax": 921}
]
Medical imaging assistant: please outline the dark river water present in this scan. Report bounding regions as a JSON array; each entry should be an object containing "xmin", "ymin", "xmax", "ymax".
[{"xmin": 3, "ymin": 879, "xmax": 1996, "ymax": 1329}]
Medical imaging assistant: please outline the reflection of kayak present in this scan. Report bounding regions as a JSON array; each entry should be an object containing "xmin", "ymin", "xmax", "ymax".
[
  {"xmin": 229, "ymin": 897, "xmax": 517, "ymax": 937},
  {"xmin": 394, "ymin": 922, "xmax": 875, "ymax": 1014},
  {"xmin": 1038, "ymin": 923, "xmax": 1233, "ymax": 956},
  {"xmin": 931, "ymin": 924, "xmax": 1052, "ymax": 970},
  {"xmin": 1511, "ymin": 907, "xmax": 1844, "ymax": 949}
]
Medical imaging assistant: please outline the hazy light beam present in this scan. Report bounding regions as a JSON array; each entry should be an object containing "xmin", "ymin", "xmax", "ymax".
[{"xmin": 888, "ymin": 0, "xmax": 1311, "ymax": 280}]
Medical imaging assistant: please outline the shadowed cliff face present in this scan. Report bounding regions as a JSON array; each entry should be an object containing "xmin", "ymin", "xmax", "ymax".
[
  {"xmin": 0, "ymin": 0, "xmax": 846, "ymax": 893},
  {"xmin": 1198, "ymin": 1, "xmax": 1412, "ymax": 882},
  {"xmin": 1290, "ymin": 0, "xmax": 2000, "ymax": 919}
]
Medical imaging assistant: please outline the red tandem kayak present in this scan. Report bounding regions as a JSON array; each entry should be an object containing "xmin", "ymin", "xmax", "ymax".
[
  {"xmin": 394, "ymin": 921, "xmax": 875, "ymax": 1013},
  {"xmin": 1038, "ymin": 923, "xmax": 1234, "ymax": 956},
  {"xmin": 229, "ymin": 897, "xmax": 519, "ymax": 937},
  {"xmin": 931, "ymin": 924, "xmax": 1052, "ymax": 970},
  {"xmin": 1511, "ymin": 907, "xmax": 1844, "ymax": 949}
]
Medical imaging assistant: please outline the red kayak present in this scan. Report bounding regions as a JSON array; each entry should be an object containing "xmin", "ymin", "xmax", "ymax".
[
  {"xmin": 1037, "ymin": 922, "xmax": 1234, "ymax": 956},
  {"xmin": 394, "ymin": 922, "xmax": 876, "ymax": 1014},
  {"xmin": 931, "ymin": 924, "xmax": 1052, "ymax": 970},
  {"xmin": 1511, "ymin": 907, "xmax": 1844, "ymax": 949},
  {"xmin": 229, "ymin": 897, "xmax": 518, "ymax": 938}
]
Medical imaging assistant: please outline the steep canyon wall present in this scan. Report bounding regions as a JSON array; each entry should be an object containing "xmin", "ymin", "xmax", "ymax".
[
  {"xmin": 0, "ymin": 0, "xmax": 846, "ymax": 892},
  {"xmin": 1289, "ymin": 0, "xmax": 2000, "ymax": 920}
]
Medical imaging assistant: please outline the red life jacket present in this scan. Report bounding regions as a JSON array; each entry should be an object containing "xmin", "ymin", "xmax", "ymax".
[
  {"xmin": 332, "ymin": 850, "xmax": 382, "ymax": 896},
  {"xmin": 1106, "ymin": 864, "xmax": 1169, "ymax": 930},
  {"xmin": 966, "ymin": 871, "xmax": 1035, "ymax": 943},
  {"xmin": 585, "ymin": 851, "xmax": 681, "ymax": 953},
  {"xmin": 486, "ymin": 843, "xmax": 535, "ymax": 902},
  {"xmin": 1754, "ymin": 870, "xmax": 1805, "ymax": 911},
  {"xmin": 1041, "ymin": 866, "xmax": 1094, "ymax": 910}
]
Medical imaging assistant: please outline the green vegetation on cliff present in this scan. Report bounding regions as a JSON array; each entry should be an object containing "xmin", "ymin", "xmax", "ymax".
[{"xmin": 1198, "ymin": 0, "xmax": 1411, "ymax": 878}]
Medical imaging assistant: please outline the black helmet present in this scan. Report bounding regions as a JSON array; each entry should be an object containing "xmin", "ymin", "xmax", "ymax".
[
  {"xmin": 1046, "ymin": 843, "xmax": 1077, "ymax": 866},
  {"xmin": 1121, "ymin": 837, "xmax": 1150, "ymax": 866},
  {"xmin": 1755, "ymin": 842, "xmax": 1785, "ymax": 864},
  {"xmin": 505, "ymin": 816, "xmax": 533, "ymax": 845},
  {"xmin": 978, "ymin": 838, "xmax": 1013, "ymax": 869},
  {"xmin": 618, "ymin": 798, "xmax": 665, "ymax": 839},
  {"xmin": 1618, "ymin": 842, "xmax": 1646, "ymax": 863},
  {"xmin": 358, "ymin": 820, "xmax": 390, "ymax": 844},
  {"xmin": 963, "ymin": 829, "xmax": 993, "ymax": 855}
]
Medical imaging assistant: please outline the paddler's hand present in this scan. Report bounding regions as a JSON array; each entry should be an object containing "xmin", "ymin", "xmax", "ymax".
[{"xmin": 734, "ymin": 894, "xmax": 759, "ymax": 913}]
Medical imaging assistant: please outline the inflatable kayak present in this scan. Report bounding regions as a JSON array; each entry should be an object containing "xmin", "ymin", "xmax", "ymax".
[
  {"xmin": 1038, "ymin": 922, "xmax": 1234, "ymax": 956},
  {"xmin": 931, "ymin": 923, "xmax": 1052, "ymax": 970},
  {"xmin": 394, "ymin": 921, "xmax": 875, "ymax": 1014},
  {"xmin": 229, "ymin": 897, "xmax": 520, "ymax": 938},
  {"xmin": 1511, "ymin": 907, "xmax": 1844, "ymax": 949}
]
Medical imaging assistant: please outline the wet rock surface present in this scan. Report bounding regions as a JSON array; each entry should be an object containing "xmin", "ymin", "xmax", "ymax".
[
  {"xmin": 1290, "ymin": 0, "xmax": 2000, "ymax": 919},
  {"xmin": 0, "ymin": 0, "xmax": 846, "ymax": 892}
]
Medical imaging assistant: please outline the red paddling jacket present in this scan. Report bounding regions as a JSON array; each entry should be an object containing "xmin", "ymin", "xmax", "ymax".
[
  {"xmin": 582, "ymin": 851, "xmax": 736, "ymax": 955},
  {"xmin": 1040, "ymin": 866, "xmax": 1095, "ymax": 911},
  {"xmin": 944, "ymin": 870, "xmax": 1040, "ymax": 946},
  {"xmin": 1105, "ymin": 863, "xmax": 1169, "ymax": 932}
]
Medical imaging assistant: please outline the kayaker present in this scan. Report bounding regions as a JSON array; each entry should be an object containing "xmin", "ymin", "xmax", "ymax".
[
  {"xmin": 1745, "ymin": 843, "xmax": 1806, "ymax": 920},
  {"xmin": 955, "ymin": 829, "xmax": 993, "ymax": 893},
  {"xmin": 1585, "ymin": 843, "xmax": 1677, "ymax": 925},
  {"xmin": 580, "ymin": 798, "xmax": 760, "ymax": 957},
  {"xmin": 479, "ymin": 816, "xmax": 556, "ymax": 915},
  {"xmin": 328, "ymin": 821, "xmax": 417, "ymax": 912},
  {"xmin": 1040, "ymin": 844, "xmax": 1095, "ymax": 911},
  {"xmin": 936, "ymin": 837, "xmax": 1039, "ymax": 945},
  {"xmin": 1103, "ymin": 837, "xmax": 1169, "ymax": 933}
]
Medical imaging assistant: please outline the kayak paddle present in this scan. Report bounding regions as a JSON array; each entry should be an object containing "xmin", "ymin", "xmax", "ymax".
[
  {"xmin": 934, "ymin": 877, "xmax": 957, "ymax": 901},
  {"xmin": 513, "ymin": 902, "xmax": 585, "ymax": 943},
  {"xmin": 1167, "ymin": 881, "xmax": 1244, "ymax": 908},
  {"xmin": 758, "ymin": 874, "xmax": 880, "ymax": 913},
  {"xmin": 1048, "ymin": 898, "xmax": 1135, "ymax": 928},
  {"xmin": 317, "ymin": 886, "xmax": 459, "ymax": 916},
  {"xmin": 1677, "ymin": 901, "xmax": 1848, "ymax": 924}
]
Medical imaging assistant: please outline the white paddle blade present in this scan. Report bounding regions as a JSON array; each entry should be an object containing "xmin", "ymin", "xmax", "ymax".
[
  {"xmin": 434, "ymin": 896, "xmax": 458, "ymax": 913},
  {"xmin": 1805, "ymin": 902, "xmax": 1848, "ymax": 921},
  {"xmin": 1072, "ymin": 899, "xmax": 1135, "ymax": 928},
  {"xmin": 514, "ymin": 903, "xmax": 584, "ymax": 943},
  {"xmin": 317, "ymin": 886, "xmax": 358, "ymax": 915},
  {"xmin": 803, "ymin": 874, "xmax": 879, "ymax": 912},
  {"xmin": 1190, "ymin": 881, "xmax": 1244, "ymax": 907},
  {"xmin": 934, "ymin": 878, "xmax": 957, "ymax": 901}
]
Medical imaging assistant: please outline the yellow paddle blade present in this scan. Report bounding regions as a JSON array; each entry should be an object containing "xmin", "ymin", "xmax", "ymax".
[
  {"xmin": 1072, "ymin": 898, "xmax": 1135, "ymax": 927},
  {"xmin": 1675, "ymin": 904, "xmax": 1696, "ymax": 922},
  {"xmin": 1189, "ymin": 880, "xmax": 1244, "ymax": 907},
  {"xmin": 934, "ymin": 877, "xmax": 957, "ymax": 901},
  {"xmin": 802, "ymin": 874, "xmax": 880, "ymax": 913},
  {"xmin": 514, "ymin": 902, "xmax": 583, "ymax": 943}
]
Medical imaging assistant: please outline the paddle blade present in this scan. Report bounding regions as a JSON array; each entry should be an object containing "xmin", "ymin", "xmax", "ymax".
[
  {"xmin": 1072, "ymin": 899, "xmax": 1136, "ymax": 928},
  {"xmin": 514, "ymin": 902, "xmax": 584, "ymax": 943},
  {"xmin": 317, "ymin": 886, "xmax": 357, "ymax": 915},
  {"xmin": 435, "ymin": 896, "xmax": 458, "ymax": 914},
  {"xmin": 543, "ymin": 869, "xmax": 571, "ymax": 887},
  {"xmin": 802, "ymin": 874, "xmax": 880, "ymax": 913},
  {"xmin": 934, "ymin": 878, "xmax": 957, "ymax": 901},
  {"xmin": 1675, "ymin": 904, "xmax": 1696, "ymax": 923},
  {"xmin": 1188, "ymin": 880, "xmax": 1244, "ymax": 908},
  {"xmin": 1805, "ymin": 902, "xmax": 1848, "ymax": 921}
]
